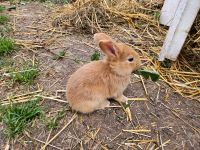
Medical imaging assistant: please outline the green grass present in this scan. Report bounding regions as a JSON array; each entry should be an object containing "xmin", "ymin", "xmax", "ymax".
[
  {"xmin": 0, "ymin": 57, "xmax": 13, "ymax": 69},
  {"xmin": 91, "ymin": 51, "xmax": 100, "ymax": 61},
  {"xmin": 154, "ymin": 12, "xmax": 160, "ymax": 21},
  {"xmin": 0, "ymin": 97, "xmax": 43, "ymax": 138},
  {"xmin": 0, "ymin": 37, "xmax": 15, "ymax": 56},
  {"xmin": 0, "ymin": 26, "xmax": 12, "ymax": 37},
  {"xmin": 52, "ymin": 50, "xmax": 66, "ymax": 60},
  {"xmin": 10, "ymin": 64, "xmax": 39, "ymax": 85},
  {"xmin": 0, "ymin": 5, "xmax": 6, "ymax": 12},
  {"xmin": 47, "ymin": 108, "xmax": 66, "ymax": 130},
  {"xmin": 0, "ymin": 15, "xmax": 10, "ymax": 25},
  {"xmin": 0, "ymin": 58, "xmax": 14, "ymax": 81}
]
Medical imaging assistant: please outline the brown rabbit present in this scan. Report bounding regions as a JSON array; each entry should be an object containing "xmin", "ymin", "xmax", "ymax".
[{"xmin": 66, "ymin": 33, "xmax": 141, "ymax": 113}]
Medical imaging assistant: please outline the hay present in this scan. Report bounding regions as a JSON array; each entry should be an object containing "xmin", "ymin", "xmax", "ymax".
[
  {"xmin": 53, "ymin": 0, "xmax": 200, "ymax": 100},
  {"xmin": 52, "ymin": 0, "xmax": 158, "ymax": 34}
]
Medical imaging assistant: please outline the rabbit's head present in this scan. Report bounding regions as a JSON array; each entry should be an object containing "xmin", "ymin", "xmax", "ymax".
[{"xmin": 94, "ymin": 33, "xmax": 141, "ymax": 76}]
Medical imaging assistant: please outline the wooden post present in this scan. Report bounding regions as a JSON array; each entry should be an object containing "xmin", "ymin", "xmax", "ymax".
[{"xmin": 159, "ymin": 0, "xmax": 200, "ymax": 61}]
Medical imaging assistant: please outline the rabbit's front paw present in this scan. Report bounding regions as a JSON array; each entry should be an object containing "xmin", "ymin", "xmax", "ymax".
[{"xmin": 116, "ymin": 95, "xmax": 128, "ymax": 103}]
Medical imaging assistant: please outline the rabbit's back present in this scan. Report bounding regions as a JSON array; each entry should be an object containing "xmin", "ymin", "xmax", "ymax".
[{"xmin": 67, "ymin": 60, "xmax": 108, "ymax": 88}]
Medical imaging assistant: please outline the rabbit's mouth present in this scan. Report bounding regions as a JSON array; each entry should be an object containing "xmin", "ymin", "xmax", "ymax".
[
  {"xmin": 132, "ymin": 66, "xmax": 144, "ymax": 74},
  {"xmin": 132, "ymin": 69, "xmax": 140, "ymax": 74},
  {"xmin": 132, "ymin": 67, "xmax": 142, "ymax": 74}
]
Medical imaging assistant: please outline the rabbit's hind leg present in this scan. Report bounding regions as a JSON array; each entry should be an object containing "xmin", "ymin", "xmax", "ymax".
[{"xmin": 71, "ymin": 99, "xmax": 106, "ymax": 113}]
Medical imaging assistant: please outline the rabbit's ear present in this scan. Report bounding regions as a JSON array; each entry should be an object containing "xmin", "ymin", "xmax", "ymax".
[
  {"xmin": 99, "ymin": 40, "xmax": 118, "ymax": 57},
  {"xmin": 94, "ymin": 33, "xmax": 114, "ymax": 44}
]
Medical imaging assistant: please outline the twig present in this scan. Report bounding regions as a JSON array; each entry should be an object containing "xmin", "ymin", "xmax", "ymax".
[
  {"xmin": 122, "ymin": 129, "xmax": 151, "ymax": 138},
  {"xmin": 158, "ymin": 130, "xmax": 164, "ymax": 150},
  {"xmin": 85, "ymin": 130, "xmax": 109, "ymax": 150},
  {"xmin": 181, "ymin": 126, "xmax": 194, "ymax": 147},
  {"xmin": 106, "ymin": 105, "xmax": 121, "ymax": 108},
  {"xmin": 25, "ymin": 132, "xmax": 63, "ymax": 150},
  {"xmin": 40, "ymin": 113, "xmax": 77, "ymax": 150},
  {"xmin": 122, "ymin": 129, "xmax": 151, "ymax": 133},
  {"xmin": 4, "ymin": 139, "xmax": 9, "ymax": 150},
  {"xmin": 162, "ymin": 103, "xmax": 200, "ymax": 134},
  {"xmin": 140, "ymin": 76, "xmax": 148, "ymax": 96},
  {"xmin": 85, "ymin": 128, "xmax": 100, "ymax": 144},
  {"xmin": 1, "ymin": 98, "xmax": 40, "ymax": 106},
  {"xmin": 36, "ymin": 95, "xmax": 68, "ymax": 103},
  {"xmin": 56, "ymin": 90, "xmax": 66, "ymax": 93},
  {"xmin": 48, "ymin": 79, "xmax": 60, "ymax": 89},
  {"xmin": 56, "ymin": 90, "xmax": 66, "ymax": 97},
  {"xmin": 120, "ymin": 102, "xmax": 132, "ymax": 121},
  {"xmin": 109, "ymin": 132, "xmax": 122, "ymax": 143},
  {"xmin": 127, "ymin": 139, "xmax": 157, "ymax": 143},
  {"xmin": 128, "ymin": 98, "xmax": 148, "ymax": 101},
  {"xmin": 155, "ymin": 139, "xmax": 170, "ymax": 150},
  {"xmin": 3, "ymin": 90, "xmax": 43, "ymax": 101},
  {"xmin": 155, "ymin": 85, "xmax": 161, "ymax": 104},
  {"xmin": 43, "ymin": 129, "xmax": 53, "ymax": 150}
]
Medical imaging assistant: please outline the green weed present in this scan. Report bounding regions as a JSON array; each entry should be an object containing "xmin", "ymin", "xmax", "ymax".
[
  {"xmin": 0, "ymin": 37, "xmax": 15, "ymax": 56},
  {"xmin": 0, "ymin": 26, "xmax": 12, "ymax": 37},
  {"xmin": 47, "ymin": 108, "xmax": 66, "ymax": 130},
  {"xmin": 0, "ymin": 5, "xmax": 6, "ymax": 12},
  {"xmin": 0, "ymin": 57, "xmax": 14, "ymax": 69},
  {"xmin": 0, "ymin": 97, "xmax": 43, "ymax": 138},
  {"xmin": 53, "ymin": 50, "xmax": 66, "ymax": 60},
  {"xmin": 91, "ymin": 51, "xmax": 100, "ymax": 61},
  {"xmin": 10, "ymin": 64, "xmax": 39, "ymax": 85},
  {"xmin": 154, "ymin": 12, "xmax": 160, "ymax": 21},
  {"xmin": 0, "ymin": 15, "xmax": 10, "ymax": 25}
]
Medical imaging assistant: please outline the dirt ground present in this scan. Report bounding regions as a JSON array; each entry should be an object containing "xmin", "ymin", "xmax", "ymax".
[{"xmin": 0, "ymin": 2, "xmax": 200, "ymax": 150}]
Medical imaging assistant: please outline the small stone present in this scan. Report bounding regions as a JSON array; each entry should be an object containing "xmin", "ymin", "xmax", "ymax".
[{"xmin": 107, "ymin": 143, "xmax": 114, "ymax": 149}]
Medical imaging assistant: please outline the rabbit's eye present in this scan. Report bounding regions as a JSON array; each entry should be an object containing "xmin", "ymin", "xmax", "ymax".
[{"xmin": 128, "ymin": 57, "xmax": 134, "ymax": 62}]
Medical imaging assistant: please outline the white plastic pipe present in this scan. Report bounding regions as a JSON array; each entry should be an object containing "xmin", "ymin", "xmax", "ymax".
[{"xmin": 159, "ymin": 0, "xmax": 200, "ymax": 61}]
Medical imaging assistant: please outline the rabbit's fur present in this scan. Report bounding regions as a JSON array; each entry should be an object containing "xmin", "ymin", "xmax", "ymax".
[{"xmin": 66, "ymin": 33, "xmax": 141, "ymax": 113}]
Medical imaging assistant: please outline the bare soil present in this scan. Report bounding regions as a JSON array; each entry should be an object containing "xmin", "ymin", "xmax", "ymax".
[{"xmin": 0, "ymin": 2, "xmax": 200, "ymax": 150}]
